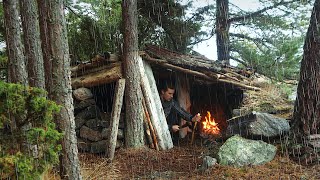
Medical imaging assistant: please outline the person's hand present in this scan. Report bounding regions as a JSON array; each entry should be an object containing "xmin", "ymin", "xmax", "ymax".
[
  {"xmin": 172, "ymin": 125, "xmax": 180, "ymax": 132},
  {"xmin": 192, "ymin": 113, "xmax": 201, "ymax": 122}
]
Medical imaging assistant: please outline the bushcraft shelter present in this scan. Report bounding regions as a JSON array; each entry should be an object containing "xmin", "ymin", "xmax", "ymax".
[{"xmin": 71, "ymin": 45, "xmax": 260, "ymax": 152}]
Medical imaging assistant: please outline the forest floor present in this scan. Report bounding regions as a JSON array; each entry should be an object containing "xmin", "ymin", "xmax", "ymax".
[
  {"xmin": 44, "ymin": 83, "xmax": 320, "ymax": 179},
  {"xmin": 74, "ymin": 136, "xmax": 320, "ymax": 180}
]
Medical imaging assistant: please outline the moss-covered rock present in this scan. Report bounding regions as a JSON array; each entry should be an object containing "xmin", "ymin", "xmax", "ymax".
[{"xmin": 218, "ymin": 135, "xmax": 276, "ymax": 167}]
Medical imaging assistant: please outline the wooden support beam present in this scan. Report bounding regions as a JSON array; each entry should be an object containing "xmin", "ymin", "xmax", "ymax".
[
  {"xmin": 71, "ymin": 62, "xmax": 122, "ymax": 88},
  {"xmin": 138, "ymin": 56, "xmax": 173, "ymax": 150},
  {"xmin": 106, "ymin": 79, "xmax": 125, "ymax": 161}
]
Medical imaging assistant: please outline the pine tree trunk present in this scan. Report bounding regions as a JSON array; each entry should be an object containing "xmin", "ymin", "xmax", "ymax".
[
  {"xmin": 122, "ymin": 0, "xmax": 145, "ymax": 147},
  {"xmin": 37, "ymin": 0, "xmax": 52, "ymax": 96},
  {"xmin": 46, "ymin": 1, "xmax": 82, "ymax": 179},
  {"xmin": 292, "ymin": 0, "xmax": 320, "ymax": 137},
  {"xmin": 3, "ymin": 0, "xmax": 28, "ymax": 85},
  {"xmin": 20, "ymin": 0, "xmax": 45, "ymax": 89},
  {"xmin": 216, "ymin": 0, "xmax": 230, "ymax": 64}
]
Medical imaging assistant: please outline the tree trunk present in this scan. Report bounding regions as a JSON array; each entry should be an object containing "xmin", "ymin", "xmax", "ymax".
[
  {"xmin": 46, "ymin": 1, "xmax": 82, "ymax": 179},
  {"xmin": 37, "ymin": 0, "xmax": 52, "ymax": 96},
  {"xmin": 122, "ymin": 0, "xmax": 145, "ymax": 147},
  {"xmin": 3, "ymin": 0, "xmax": 28, "ymax": 85},
  {"xmin": 216, "ymin": 0, "xmax": 230, "ymax": 64},
  {"xmin": 292, "ymin": 0, "xmax": 320, "ymax": 137},
  {"xmin": 20, "ymin": 0, "xmax": 45, "ymax": 89}
]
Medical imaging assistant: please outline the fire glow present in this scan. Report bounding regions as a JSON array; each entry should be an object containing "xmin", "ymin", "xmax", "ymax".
[{"xmin": 202, "ymin": 111, "xmax": 220, "ymax": 135}]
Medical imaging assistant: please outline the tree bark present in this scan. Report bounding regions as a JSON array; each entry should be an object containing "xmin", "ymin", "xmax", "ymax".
[
  {"xmin": 20, "ymin": 0, "xmax": 45, "ymax": 89},
  {"xmin": 122, "ymin": 0, "xmax": 145, "ymax": 147},
  {"xmin": 37, "ymin": 0, "xmax": 52, "ymax": 96},
  {"xmin": 3, "ymin": 0, "xmax": 28, "ymax": 85},
  {"xmin": 107, "ymin": 79, "xmax": 125, "ymax": 160},
  {"xmin": 216, "ymin": 0, "xmax": 230, "ymax": 64},
  {"xmin": 46, "ymin": 1, "xmax": 82, "ymax": 179},
  {"xmin": 292, "ymin": 0, "xmax": 320, "ymax": 137}
]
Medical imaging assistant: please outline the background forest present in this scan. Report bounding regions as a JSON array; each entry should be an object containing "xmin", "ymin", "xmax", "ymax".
[{"xmin": 0, "ymin": 0, "xmax": 313, "ymax": 82}]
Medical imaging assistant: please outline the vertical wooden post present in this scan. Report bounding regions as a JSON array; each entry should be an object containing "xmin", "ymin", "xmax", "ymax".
[
  {"xmin": 176, "ymin": 74, "xmax": 192, "ymax": 138},
  {"xmin": 106, "ymin": 79, "xmax": 125, "ymax": 160}
]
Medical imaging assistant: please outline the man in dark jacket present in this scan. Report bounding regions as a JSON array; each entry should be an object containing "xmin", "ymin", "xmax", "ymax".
[{"xmin": 160, "ymin": 82, "xmax": 201, "ymax": 144}]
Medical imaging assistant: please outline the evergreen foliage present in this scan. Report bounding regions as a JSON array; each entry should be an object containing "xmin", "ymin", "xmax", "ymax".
[{"xmin": 0, "ymin": 81, "xmax": 62, "ymax": 179}]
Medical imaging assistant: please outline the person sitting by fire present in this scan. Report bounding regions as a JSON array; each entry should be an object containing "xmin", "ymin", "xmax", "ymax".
[{"xmin": 159, "ymin": 81, "xmax": 201, "ymax": 145}]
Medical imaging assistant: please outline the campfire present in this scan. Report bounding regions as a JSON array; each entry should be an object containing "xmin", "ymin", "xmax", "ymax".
[{"xmin": 202, "ymin": 111, "xmax": 220, "ymax": 135}]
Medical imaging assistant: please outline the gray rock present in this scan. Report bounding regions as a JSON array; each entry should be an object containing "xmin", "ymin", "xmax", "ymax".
[
  {"xmin": 74, "ymin": 113, "xmax": 87, "ymax": 130},
  {"xmin": 101, "ymin": 128, "xmax": 110, "ymax": 139},
  {"xmin": 249, "ymin": 112, "xmax": 290, "ymax": 137},
  {"xmin": 77, "ymin": 138, "xmax": 91, "ymax": 152},
  {"xmin": 79, "ymin": 126, "xmax": 103, "ymax": 142},
  {"xmin": 85, "ymin": 118, "xmax": 101, "ymax": 130},
  {"xmin": 201, "ymin": 156, "xmax": 217, "ymax": 170},
  {"xmin": 74, "ymin": 99, "xmax": 96, "ymax": 114},
  {"xmin": 101, "ymin": 128, "xmax": 124, "ymax": 140},
  {"xmin": 90, "ymin": 140, "xmax": 108, "ymax": 154},
  {"xmin": 90, "ymin": 140, "xmax": 123, "ymax": 154},
  {"xmin": 218, "ymin": 135, "xmax": 276, "ymax": 167},
  {"xmin": 73, "ymin": 87, "xmax": 93, "ymax": 101}
]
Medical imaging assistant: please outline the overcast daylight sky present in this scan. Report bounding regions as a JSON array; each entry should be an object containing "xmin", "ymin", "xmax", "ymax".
[{"xmin": 185, "ymin": 0, "xmax": 262, "ymax": 61}]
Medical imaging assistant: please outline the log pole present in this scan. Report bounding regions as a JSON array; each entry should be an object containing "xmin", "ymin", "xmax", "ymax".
[{"xmin": 106, "ymin": 79, "xmax": 125, "ymax": 161}]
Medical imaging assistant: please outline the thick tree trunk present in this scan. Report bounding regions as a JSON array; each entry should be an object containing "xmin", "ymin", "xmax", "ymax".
[
  {"xmin": 216, "ymin": 0, "xmax": 230, "ymax": 64},
  {"xmin": 20, "ymin": 0, "xmax": 45, "ymax": 89},
  {"xmin": 37, "ymin": 0, "xmax": 52, "ymax": 96},
  {"xmin": 292, "ymin": 0, "xmax": 320, "ymax": 137},
  {"xmin": 122, "ymin": 0, "xmax": 145, "ymax": 147},
  {"xmin": 46, "ymin": 1, "xmax": 82, "ymax": 179},
  {"xmin": 3, "ymin": 0, "xmax": 28, "ymax": 85}
]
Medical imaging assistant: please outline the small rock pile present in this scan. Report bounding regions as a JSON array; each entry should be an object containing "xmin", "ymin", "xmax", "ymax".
[{"xmin": 73, "ymin": 87, "xmax": 124, "ymax": 154}]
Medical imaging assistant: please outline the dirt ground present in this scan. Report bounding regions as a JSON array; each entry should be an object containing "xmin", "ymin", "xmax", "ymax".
[{"xmin": 76, "ymin": 136, "xmax": 320, "ymax": 180}]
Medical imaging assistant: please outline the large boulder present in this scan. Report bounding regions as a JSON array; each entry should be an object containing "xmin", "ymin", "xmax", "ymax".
[
  {"xmin": 218, "ymin": 135, "xmax": 276, "ymax": 167},
  {"xmin": 249, "ymin": 112, "xmax": 290, "ymax": 137},
  {"xmin": 226, "ymin": 112, "xmax": 290, "ymax": 138}
]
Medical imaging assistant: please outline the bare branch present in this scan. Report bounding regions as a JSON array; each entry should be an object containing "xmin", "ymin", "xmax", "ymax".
[{"xmin": 228, "ymin": 0, "xmax": 301, "ymax": 23}]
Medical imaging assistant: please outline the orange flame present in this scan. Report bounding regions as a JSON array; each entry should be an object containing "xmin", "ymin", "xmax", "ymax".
[{"xmin": 202, "ymin": 111, "xmax": 220, "ymax": 135}]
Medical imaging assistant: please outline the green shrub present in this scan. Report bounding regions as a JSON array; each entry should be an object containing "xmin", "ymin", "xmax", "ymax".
[{"xmin": 0, "ymin": 81, "xmax": 62, "ymax": 179}]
